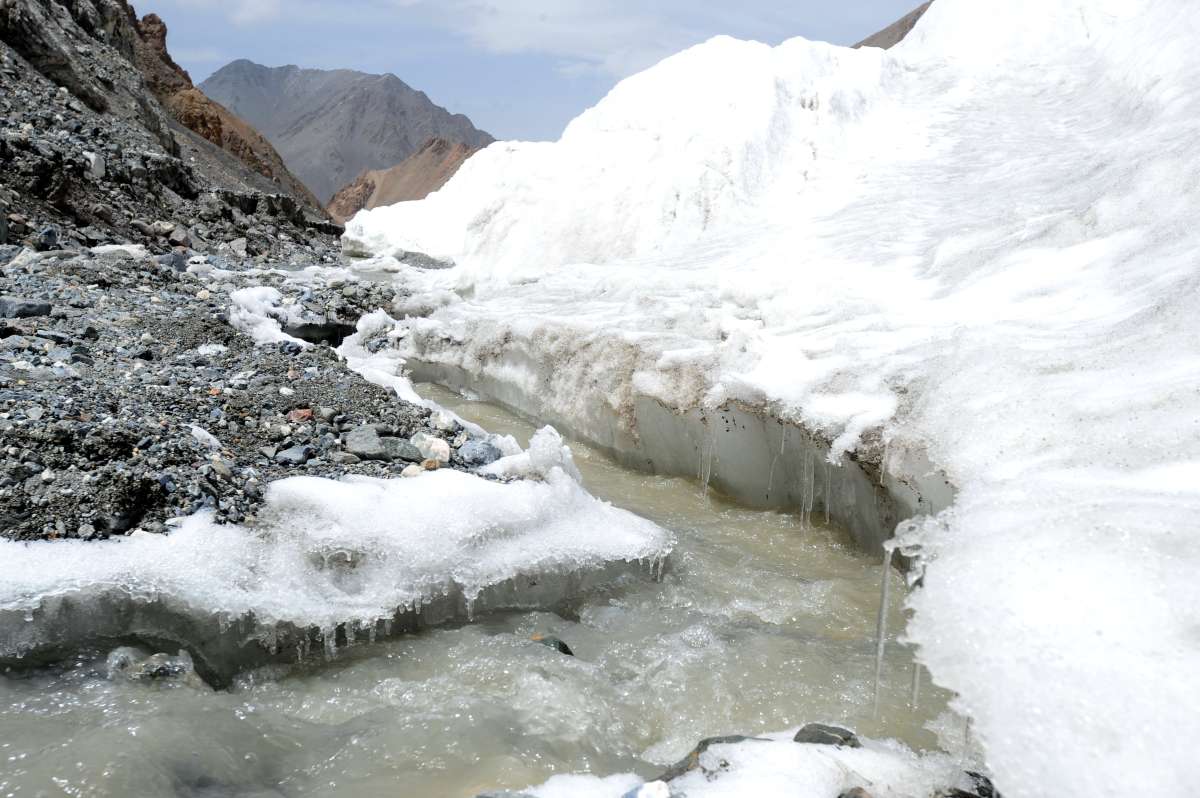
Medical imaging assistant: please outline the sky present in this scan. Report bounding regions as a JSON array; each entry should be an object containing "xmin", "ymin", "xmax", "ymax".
[{"xmin": 136, "ymin": 0, "xmax": 922, "ymax": 141}]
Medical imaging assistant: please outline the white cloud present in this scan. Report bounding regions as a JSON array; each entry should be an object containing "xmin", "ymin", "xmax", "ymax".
[
  {"xmin": 387, "ymin": 0, "xmax": 842, "ymax": 77},
  {"xmin": 170, "ymin": 0, "xmax": 285, "ymax": 26}
]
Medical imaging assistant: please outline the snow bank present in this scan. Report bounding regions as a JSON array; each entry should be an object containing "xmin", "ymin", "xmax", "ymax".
[
  {"xmin": 345, "ymin": 0, "xmax": 1200, "ymax": 794},
  {"xmin": 0, "ymin": 467, "xmax": 671, "ymax": 671},
  {"xmin": 228, "ymin": 286, "xmax": 310, "ymax": 347}
]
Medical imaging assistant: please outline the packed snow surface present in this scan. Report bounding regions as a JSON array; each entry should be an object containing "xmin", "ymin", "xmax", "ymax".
[
  {"xmin": 518, "ymin": 731, "xmax": 963, "ymax": 798},
  {"xmin": 0, "ymin": 462, "xmax": 670, "ymax": 636},
  {"xmin": 345, "ymin": 0, "xmax": 1200, "ymax": 794}
]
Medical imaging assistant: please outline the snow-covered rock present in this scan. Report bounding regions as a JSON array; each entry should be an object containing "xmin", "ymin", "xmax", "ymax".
[{"xmin": 346, "ymin": 1, "xmax": 1200, "ymax": 795}]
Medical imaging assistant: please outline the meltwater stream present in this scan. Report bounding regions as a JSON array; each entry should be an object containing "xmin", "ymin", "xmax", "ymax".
[{"xmin": 0, "ymin": 384, "xmax": 950, "ymax": 798}]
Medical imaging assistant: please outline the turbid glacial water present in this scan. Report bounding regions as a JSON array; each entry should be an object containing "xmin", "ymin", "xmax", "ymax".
[{"xmin": 0, "ymin": 384, "xmax": 949, "ymax": 798}]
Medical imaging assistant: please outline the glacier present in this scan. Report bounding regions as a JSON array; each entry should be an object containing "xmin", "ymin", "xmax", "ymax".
[{"xmin": 344, "ymin": 0, "xmax": 1200, "ymax": 794}]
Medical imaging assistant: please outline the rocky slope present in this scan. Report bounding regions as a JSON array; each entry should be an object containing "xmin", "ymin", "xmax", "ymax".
[
  {"xmin": 201, "ymin": 60, "xmax": 493, "ymax": 203},
  {"xmin": 0, "ymin": 244, "xmax": 499, "ymax": 541},
  {"xmin": 854, "ymin": 1, "xmax": 933, "ymax": 48},
  {"xmin": 327, "ymin": 137, "xmax": 483, "ymax": 223}
]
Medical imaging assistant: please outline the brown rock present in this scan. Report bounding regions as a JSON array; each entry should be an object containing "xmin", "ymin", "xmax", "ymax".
[{"xmin": 327, "ymin": 137, "xmax": 483, "ymax": 223}]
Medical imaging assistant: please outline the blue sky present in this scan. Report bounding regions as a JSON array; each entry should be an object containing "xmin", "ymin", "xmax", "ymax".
[{"xmin": 137, "ymin": 0, "xmax": 922, "ymax": 141}]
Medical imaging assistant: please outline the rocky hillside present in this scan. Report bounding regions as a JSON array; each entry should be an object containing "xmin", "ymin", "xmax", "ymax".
[
  {"xmin": 201, "ymin": 60, "xmax": 494, "ymax": 203},
  {"xmin": 854, "ymin": 1, "xmax": 933, "ymax": 48},
  {"xmin": 0, "ymin": 0, "xmax": 339, "ymax": 259},
  {"xmin": 327, "ymin": 137, "xmax": 483, "ymax": 223}
]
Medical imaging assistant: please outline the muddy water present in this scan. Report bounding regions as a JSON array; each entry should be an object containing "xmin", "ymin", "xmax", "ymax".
[{"xmin": 0, "ymin": 384, "xmax": 948, "ymax": 798}]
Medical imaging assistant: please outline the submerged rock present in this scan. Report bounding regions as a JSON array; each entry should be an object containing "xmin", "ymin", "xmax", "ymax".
[
  {"xmin": 531, "ymin": 634, "xmax": 574, "ymax": 656},
  {"xmin": 105, "ymin": 646, "xmax": 210, "ymax": 690}
]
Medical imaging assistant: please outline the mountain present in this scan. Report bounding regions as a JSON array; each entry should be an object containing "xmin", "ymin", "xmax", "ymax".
[
  {"xmin": 854, "ymin": 1, "xmax": 933, "ymax": 48},
  {"xmin": 326, "ymin": 137, "xmax": 482, "ymax": 223},
  {"xmin": 132, "ymin": 13, "xmax": 325, "ymax": 211},
  {"xmin": 201, "ymin": 61, "xmax": 494, "ymax": 204}
]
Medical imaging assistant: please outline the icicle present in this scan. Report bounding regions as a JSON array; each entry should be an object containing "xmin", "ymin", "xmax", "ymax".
[
  {"xmin": 806, "ymin": 454, "xmax": 815, "ymax": 523},
  {"xmin": 767, "ymin": 427, "xmax": 787, "ymax": 498},
  {"xmin": 910, "ymin": 660, "xmax": 922, "ymax": 711},
  {"xmin": 323, "ymin": 627, "xmax": 337, "ymax": 660},
  {"xmin": 383, "ymin": 618, "xmax": 393, "ymax": 638},
  {"xmin": 824, "ymin": 462, "xmax": 832, "ymax": 523},
  {"xmin": 872, "ymin": 546, "xmax": 896, "ymax": 718},
  {"xmin": 368, "ymin": 622, "xmax": 377, "ymax": 645},
  {"xmin": 346, "ymin": 620, "xmax": 358, "ymax": 647},
  {"xmin": 466, "ymin": 596, "xmax": 476, "ymax": 622}
]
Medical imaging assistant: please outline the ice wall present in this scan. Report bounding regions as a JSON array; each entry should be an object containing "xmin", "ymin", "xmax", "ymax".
[{"xmin": 345, "ymin": 1, "xmax": 1200, "ymax": 794}]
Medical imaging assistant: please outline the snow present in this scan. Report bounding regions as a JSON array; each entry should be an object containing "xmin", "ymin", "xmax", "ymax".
[
  {"xmin": 228, "ymin": 286, "xmax": 310, "ymax": 347},
  {"xmin": 517, "ymin": 731, "xmax": 962, "ymax": 798},
  {"xmin": 344, "ymin": 0, "xmax": 1200, "ymax": 794},
  {"xmin": 0, "ymin": 463, "xmax": 671, "ymax": 646}
]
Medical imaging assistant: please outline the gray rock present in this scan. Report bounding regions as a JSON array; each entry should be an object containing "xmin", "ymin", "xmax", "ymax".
[
  {"xmin": 157, "ymin": 251, "xmax": 187, "ymax": 272},
  {"xmin": 381, "ymin": 437, "xmax": 423, "ymax": 463},
  {"xmin": 793, "ymin": 722, "xmax": 861, "ymax": 748},
  {"xmin": 35, "ymin": 226, "xmax": 58, "ymax": 251},
  {"xmin": 0, "ymin": 296, "xmax": 52, "ymax": 318},
  {"xmin": 345, "ymin": 424, "xmax": 387, "ymax": 460},
  {"xmin": 275, "ymin": 444, "xmax": 315, "ymax": 466},
  {"xmin": 459, "ymin": 440, "xmax": 502, "ymax": 467},
  {"xmin": 168, "ymin": 225, "xmax": 192, "ymax": 248},
  {"xmin": 228, "ymin": 237, "xmax": 248, "ymax": 257}
]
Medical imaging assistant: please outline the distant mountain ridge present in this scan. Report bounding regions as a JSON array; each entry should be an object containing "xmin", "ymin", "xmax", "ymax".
[
  {"xmin": 854, "ymin": 1, "xmax": 933, "ymax": 49},
  {"xmin": 201, "ymin": 61, "xmax": 494, "ymax": 203}
]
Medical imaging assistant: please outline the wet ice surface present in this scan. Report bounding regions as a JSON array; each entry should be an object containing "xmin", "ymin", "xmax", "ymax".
[{"xmin": 0, "ymin": 386, "xmax": 951, "ymax": 798}]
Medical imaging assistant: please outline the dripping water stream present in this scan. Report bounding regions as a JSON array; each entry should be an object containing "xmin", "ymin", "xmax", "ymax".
[{"xmin": 0, "ymin": 383, "xmax": 951, "ymax": 798}]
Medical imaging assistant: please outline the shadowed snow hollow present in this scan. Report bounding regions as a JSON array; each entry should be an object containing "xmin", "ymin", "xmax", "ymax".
[{"xmin": 345, "ymin": 1, "xmax": 1200, "ymax": 795}]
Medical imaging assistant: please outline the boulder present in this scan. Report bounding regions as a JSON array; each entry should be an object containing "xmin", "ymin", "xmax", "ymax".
[
  {"xmin": 459, "ymin": 439, "xmax": 502, "ymax": 467},
  {"xmin": 344, "ymin": 425, "xmax": 387, "ymax": 460},
  {"xmin": 0, "ymin": 296, "xmax": 52, "ymax": 319},
  {"xmin": 412, "ymin": 431, "xmax": 451, "ymax": 463},
  {"xmin": 793, "ymin": 722, "xmax": 861, "ymax": 748},
  {"xmin": 382, "ymin": 437, "xmax": 423, "ymax": 463}
]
